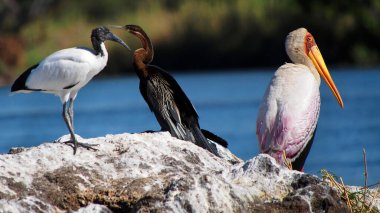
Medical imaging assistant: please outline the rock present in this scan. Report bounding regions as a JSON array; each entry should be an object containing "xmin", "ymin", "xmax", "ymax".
[{"xmin": 0, "ymin": 132, "xmax": 353, "ymax": 212}]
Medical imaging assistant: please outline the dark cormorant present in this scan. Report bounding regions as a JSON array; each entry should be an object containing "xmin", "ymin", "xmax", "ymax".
[{"xmin": 118, "ymin": 24, "xmax": 227, "ymax": 155}]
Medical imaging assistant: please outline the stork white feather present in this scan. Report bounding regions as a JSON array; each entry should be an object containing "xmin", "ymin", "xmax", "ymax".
[
  {"xmin": 256, "ymin": 28, "xmax": 343, "ymax": 171},
  {"xmin": 257, "ymin": 63, "xmax": 320, "ymax": 163}
]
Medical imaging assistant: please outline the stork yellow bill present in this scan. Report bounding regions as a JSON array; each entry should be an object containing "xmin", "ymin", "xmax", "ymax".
[{"xmin": 306, "ymin": 35, "xmax": 344, "ymax": 108}]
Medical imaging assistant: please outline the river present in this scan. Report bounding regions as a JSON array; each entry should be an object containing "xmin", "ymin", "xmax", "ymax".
[{"xmin": 0, "ymin": 69, "xmax": 379, "ymax": 186}]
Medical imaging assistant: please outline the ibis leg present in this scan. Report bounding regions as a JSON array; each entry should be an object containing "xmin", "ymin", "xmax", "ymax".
[
  {"xmin": 62, "ymin": 102, "xmax": 98, "ymax": 155},
  {"xmin": 68, "ymin": 98, "xmax": 74, "ymax": 130}
]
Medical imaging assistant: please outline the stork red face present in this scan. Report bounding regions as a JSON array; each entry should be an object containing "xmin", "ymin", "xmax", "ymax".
[{"xmin": 304, "ymin": 32, "xmax": 344, "ymax": 108}]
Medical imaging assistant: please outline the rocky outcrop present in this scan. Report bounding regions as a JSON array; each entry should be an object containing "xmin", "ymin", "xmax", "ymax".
[{"xmin": 0, "ymin": 132, "xmax": 351, "ymax": 212}]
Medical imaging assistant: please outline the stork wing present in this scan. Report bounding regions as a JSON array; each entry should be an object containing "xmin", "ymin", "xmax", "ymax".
[{"xmin": 256, "ymin": 64, "xmax": 320, "ymax": 163}]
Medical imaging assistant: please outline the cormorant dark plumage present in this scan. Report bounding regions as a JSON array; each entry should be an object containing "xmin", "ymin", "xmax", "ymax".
[
  {"xmin": 201, "ymin": 129, "xmax": 228, "ymax": 148},
  {"xmin": 11, "ymin": 26, "xmax": 130, "ymax": 154},
  {"xmin": 117, "ymin": 24, "xmax": 225, "ymax": 155}
]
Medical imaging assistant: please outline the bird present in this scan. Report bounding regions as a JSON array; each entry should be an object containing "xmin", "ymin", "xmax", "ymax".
[
  {"xmin": 11, "ymin": 26, "xmax": 130, "ymax": 155},
  {"xmin": 201, "ymin": 129, "xmax": 228, "ymax": 148},
  {"xmin": 113, "ymin": 24, "xmax": 226, "ymax": 155},
  {"xmin": 256, "ymin": 28, "xmax": 344, "ymax": 171}
]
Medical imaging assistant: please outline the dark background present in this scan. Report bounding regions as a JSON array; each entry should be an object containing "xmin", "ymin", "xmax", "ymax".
[{"xmin": 1, "ymin": 0, "xmax": 380, "ymax": 85}]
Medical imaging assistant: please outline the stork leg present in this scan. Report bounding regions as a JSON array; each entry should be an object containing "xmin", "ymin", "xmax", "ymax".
[{"xmin": 62, "ymin": 101, "xmax": 98, "ymax": 155}]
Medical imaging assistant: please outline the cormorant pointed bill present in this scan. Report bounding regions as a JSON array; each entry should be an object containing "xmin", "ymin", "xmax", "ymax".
[
  {"xmin": 116, "ymin": 24, "xmax": 226, "ymax": 156},
  {"xmin": 256, "ymin": 28, "xmax": 344, "ymax": 171},
  {"xmin": 11, "ymin": 26, "xmax": 130, "ymax": 155}
]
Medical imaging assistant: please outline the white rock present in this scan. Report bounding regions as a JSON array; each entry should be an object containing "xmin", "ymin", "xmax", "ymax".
[{"xmin": 0, "ymin": 132, "xmax": 355, "ymax": 212}]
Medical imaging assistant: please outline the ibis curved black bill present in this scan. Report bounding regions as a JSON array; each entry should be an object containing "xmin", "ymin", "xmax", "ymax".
[{"xmin": 106, "ymin": 32, "xmax": 131, "ymax": 51}]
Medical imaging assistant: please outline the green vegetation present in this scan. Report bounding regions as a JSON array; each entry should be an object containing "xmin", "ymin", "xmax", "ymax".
[
  {"xmin": 321, "ymin": 149, "xmax": 380, "ymax": 213},
  {"xmin": 1, "ymin": 0, "xmax": 380, "ymax": 82},
  {"xmin": 321, "ymin": 169, "xmax": 379, "ymax": 212}
]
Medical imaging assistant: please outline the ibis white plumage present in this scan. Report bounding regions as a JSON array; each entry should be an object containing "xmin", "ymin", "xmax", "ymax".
[
  {"xmin": 256, "ymin": 28, "xmax": 344, "ymax": 171},
  {"xmin": 11, "ymin": 26, "xmax": 130, "ymax": 154}
]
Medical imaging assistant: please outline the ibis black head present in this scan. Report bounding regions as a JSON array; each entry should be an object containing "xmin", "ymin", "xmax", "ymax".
[{"xmin": 91, "ymin": 26, "xmax": 130, "ymax": 55}]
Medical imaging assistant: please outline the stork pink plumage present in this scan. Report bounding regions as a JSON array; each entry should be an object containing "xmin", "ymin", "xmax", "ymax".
[{"xmin": 256, "ymin": 28, "xmax": 344, "ymax": 171}]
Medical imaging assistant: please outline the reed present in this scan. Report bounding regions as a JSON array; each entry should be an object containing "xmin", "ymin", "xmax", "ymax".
[{"xmin": 321, "ymin": 149, "xmax": 380, "ymax": 213}]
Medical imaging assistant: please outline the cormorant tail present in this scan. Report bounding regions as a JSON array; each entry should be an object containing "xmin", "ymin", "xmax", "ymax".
[
  {"xmin": 192, "ymin": 126, "xmax": 219, "ymax": 156},
  {"xmin": 201, "ymin": 129, "xmax": 228, "ymax": 148}
]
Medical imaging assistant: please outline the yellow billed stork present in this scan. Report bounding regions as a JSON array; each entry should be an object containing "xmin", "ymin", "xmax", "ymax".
[{"xmin": 256, "ymin": 28, "xmax": 344, "ymax": 171}]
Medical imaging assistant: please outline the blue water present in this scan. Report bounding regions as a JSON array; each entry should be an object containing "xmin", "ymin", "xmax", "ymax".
[{"xmin": 0, "ymin": 70, "xmax": 379, "ymax": 186}]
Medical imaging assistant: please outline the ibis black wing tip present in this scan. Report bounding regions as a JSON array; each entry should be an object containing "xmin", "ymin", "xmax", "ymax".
[{"xmin": 11, "ymin": 63, "xmax": 39, "ymax": 92}]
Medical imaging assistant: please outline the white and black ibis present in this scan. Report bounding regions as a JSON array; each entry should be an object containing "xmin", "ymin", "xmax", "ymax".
[
  {"xmin": 256, "ymin": 28, "xmax": 344, "ymax": 171},
  {"xmin": 11, "ymin": 26, "xmax": 130, "ymax": 154}
]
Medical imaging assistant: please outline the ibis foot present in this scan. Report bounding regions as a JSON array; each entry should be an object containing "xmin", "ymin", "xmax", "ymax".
[{"xmin": 63, "ymin": 140, "xmax": 99, "ymax": 154}]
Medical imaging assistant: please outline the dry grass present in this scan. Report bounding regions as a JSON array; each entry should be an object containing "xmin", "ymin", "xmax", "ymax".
[{"xmin": 321, "ymin": 149, "xmax": 380, "ymax": 213}]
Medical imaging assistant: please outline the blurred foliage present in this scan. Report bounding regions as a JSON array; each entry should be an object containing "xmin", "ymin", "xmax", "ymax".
[{"xmin": 1, "ymin": 0, "xmax": 380, "ymax": 83}]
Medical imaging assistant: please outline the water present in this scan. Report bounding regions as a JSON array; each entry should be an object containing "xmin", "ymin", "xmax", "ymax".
[{"xmin": 0, "ymin": 69, "xmax": 379, "ymax": 186}]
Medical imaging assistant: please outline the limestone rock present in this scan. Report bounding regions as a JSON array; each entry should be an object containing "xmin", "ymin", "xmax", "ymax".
[{"xmin": 0, "ymin": 132, "xmax": 351, "ymax": 212}]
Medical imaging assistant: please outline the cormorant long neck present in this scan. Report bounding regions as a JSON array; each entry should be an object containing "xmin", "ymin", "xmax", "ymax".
[
  {"xmin": 136, "ymin": 29, "xmax": 153, "ymax": 63},
  {"xmin": 131, "ymin": 28, "xmax": 154, "ymax": 79}
]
